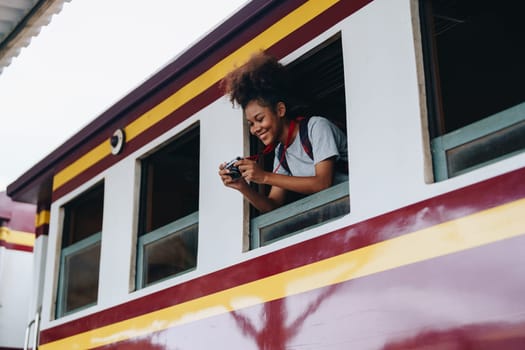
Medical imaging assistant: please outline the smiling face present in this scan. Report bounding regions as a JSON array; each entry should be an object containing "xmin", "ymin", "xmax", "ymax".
[{"xmin": 245, "ymin": 100, "xmax": 287, "ymax": 146}]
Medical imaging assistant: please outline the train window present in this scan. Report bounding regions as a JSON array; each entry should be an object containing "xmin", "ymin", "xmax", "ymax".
[
  {"xmin": 420, "ymin": 0, "xmax": 525, "ymax": 181},
  {"xmin": 56, "ymin": 183, "xmax": 104, "ymax": 318},
  {"xmin": 250, "ymin": 35, "xmax": 349, "ymax": 248},
  {"xmin": 136, "ymin": 123, "xmax": 199, "ymax": 288}
]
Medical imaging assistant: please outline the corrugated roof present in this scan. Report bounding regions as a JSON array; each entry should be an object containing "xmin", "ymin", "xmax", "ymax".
[{"xmin": 0, "ymin": 0, "xmax": 70, "ymax": 75}]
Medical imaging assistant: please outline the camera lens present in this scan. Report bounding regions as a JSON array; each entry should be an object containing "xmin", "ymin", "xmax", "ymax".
[
  {"xmin": 225, "ymin": 157, "xmax": 242, "ymax": 179},
  {"xmin": 229, "ymin": 167, "xmax": 241, "ymax": 179}
]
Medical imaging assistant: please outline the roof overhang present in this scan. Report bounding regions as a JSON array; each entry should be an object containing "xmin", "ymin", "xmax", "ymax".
[{"xmin": 0, "ymin": 0, "xmax": 71, "ymax": 75}]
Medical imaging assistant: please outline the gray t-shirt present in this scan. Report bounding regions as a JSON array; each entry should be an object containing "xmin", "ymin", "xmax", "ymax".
[{"xmin": 273, "ymin": 116, "xmax": 348, "ymax": 183}]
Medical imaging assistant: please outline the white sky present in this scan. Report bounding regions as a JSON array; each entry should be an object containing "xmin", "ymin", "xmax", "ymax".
[{"xmin": 0, "ymin": 0, "xmax": 247, "ymax": 192}]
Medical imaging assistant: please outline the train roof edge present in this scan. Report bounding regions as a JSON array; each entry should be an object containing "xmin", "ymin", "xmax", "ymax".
[{"xmin": 7, "ymin": 0, "xmax": 276, "ymax": 204}]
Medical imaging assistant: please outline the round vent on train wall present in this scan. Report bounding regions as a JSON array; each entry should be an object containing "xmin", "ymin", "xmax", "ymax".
[{"xmin": 110, "ymin": 128, "xmax": 126, "ymax": 155}]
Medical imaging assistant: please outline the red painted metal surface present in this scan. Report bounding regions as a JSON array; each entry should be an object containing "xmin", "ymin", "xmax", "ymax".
[
  {"xmin": 40, "ymin": 167, "xmax": 525, "ymax": 348},
  {"xmin": 94, "ymin": 234, "xmax": 525, "ymax": 349}
]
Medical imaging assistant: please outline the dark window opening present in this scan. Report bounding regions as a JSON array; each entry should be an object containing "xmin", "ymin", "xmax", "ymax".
[
  {"xmin": 62, "ymin": 184, "xmax": 104, "ymax": 247},
  {"xmin": 137, "ymin": 123, "xmax": 199, "ymax": 288},
  {"xmin": 420, "ymin": 0, "xmax": 525, "ymax": 179},
  {"xmin": 57, "ymin": 182, "xmax": 104, "ymax": 317},
  {"xmin": 250, "ymin": 34, "xmax": 349, "ymax": 247}
]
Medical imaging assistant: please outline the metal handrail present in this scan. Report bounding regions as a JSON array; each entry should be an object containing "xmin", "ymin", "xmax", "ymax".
[{"xmin": 23, "ymin": 310, "xmax": 40, "ymax": 350}]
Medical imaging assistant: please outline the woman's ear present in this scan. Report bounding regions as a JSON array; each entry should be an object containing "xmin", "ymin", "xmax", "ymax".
[{"xmin": 276, "ymin": 101, "xmax": 287, "ymax": 118}]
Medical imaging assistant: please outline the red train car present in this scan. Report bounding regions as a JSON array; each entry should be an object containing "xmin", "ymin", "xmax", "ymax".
[{"xmin": 7, "ymin": 0, "xmax": 525, "ymax": 349}]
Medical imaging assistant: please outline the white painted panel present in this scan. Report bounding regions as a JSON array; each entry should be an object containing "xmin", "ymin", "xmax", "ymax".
[
  {"xmin": 0, "ymin": 247, "xmax": 33, "ymax": 348},
  {"xmin": 27, "ymin": 235, "xmax": 47, "ymax": 319},
  {"xmin": 341, "ymin": 0, "xmax": 424, "ymax": 221},
  {"xmin": 97, "ymin": 158, "xmax": 138, "ymax": 306},
  {"xmin": 198, "ymin": 97, "xmax": 246, "ymax": 270}
]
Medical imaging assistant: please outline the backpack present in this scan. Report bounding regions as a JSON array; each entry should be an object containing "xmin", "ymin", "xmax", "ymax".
[
  {"xmin": 276, "ymin": 117, "xmax": 348, "ymax": 175},
  {"xmin": 276, "ymin": 117, "xmax": 312, "ymax": 175}
]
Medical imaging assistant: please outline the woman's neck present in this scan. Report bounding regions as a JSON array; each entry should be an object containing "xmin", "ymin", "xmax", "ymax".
[{"xmin": 279, "ymin": 119, "xmax": 299, "ymax": 146}]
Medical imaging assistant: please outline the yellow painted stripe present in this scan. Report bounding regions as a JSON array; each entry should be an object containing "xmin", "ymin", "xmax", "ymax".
[
  {"xmin": 52, "ymin": 0, "xmax": 340, "ymax": 192},
  {"xmin": 36, "ymin": 210, "xmax": 51, "ymax": 227},
  {"xmin": 0, "ymin": 227, "xmax": 35, "ymax": 247},
  {"xmin": 40, "ymin": 198, "xmax": 525, "ymax": 349}
]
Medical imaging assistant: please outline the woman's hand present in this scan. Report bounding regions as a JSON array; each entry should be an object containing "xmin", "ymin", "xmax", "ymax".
[
  {"xmin": 218, "ymin": 162, "xmax": 248, "ymax": 191},
  {"xmin": 219, "ymin": 159, "xmax": 281, "ymax": 213},
  {"xmin": 236, "ymin": 158, "xmax": 267, "ymax": 184}
]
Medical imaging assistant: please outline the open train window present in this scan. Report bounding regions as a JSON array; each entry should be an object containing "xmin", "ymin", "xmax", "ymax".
[
  {"xmin": 420, "ymin": 0, "xmax": 525, "ymax": 181},
  {"xmin": 136, "ymin": 123, "xmax": 199, "ymax": 288},
  {"xmin": 56, "ymin": 183, "xmax": 104, "ymax": 318},
  {"xmin": 249, "ymin": 35, "xmax": 349, "ymax": 248}
]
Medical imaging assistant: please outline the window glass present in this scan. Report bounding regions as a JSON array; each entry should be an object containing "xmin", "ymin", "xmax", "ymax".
[
  {"xmin": 137, "ymin": 123, "xmax": 199, "ymax": 288},
  {"xmin": 250, "ymin": 35, "xmax": 350, "ymax": 248},
  {"xmin": 143, "ymin": 220, "xmax": 197, "ymax": 285},
  {"xmin": 62, "ymin": 242, "xmax": 101, "ymax": 312},
  {"xmin": 57, "ymin": 183, "xmax": 104, "ymax": 317},
  {"xmin": 420, "ymin": 0, "xmax": 525, "ymax": 180}
]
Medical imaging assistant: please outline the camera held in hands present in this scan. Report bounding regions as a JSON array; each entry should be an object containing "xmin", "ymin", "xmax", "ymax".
[{"xmin": 225, "ymin": 157, "xmax": 242, "ymax": 180}]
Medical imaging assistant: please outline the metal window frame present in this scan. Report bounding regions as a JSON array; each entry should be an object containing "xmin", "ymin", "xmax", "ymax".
[
  {"xmin": 136, "ymin": 211, "xmax": 199, "ymax": 289},
  {"xmin": 56, "ymin": 232, "xmax": 101, "ymax": 318},
  {"xmin": 431, "ymin": 102, "xmax": 525, "ymax": 181},
  {"xmin": 250, "ymin": 181, "xmax": 350, "ymax": 248}
]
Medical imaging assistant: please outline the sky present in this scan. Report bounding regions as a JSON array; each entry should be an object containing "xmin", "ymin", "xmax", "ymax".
[{"xmin": 0, "ymin": 0, "xmax": 247, "ymax": 192}]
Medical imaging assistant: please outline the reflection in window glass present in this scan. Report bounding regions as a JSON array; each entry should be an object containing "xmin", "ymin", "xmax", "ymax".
[
  {"xmin": 63, "ymin": 242, "xmax": 101, "ymax": 313},
  {"xmin": 143, "ymin": 223, "xmax": 197, "ymax": 285}
]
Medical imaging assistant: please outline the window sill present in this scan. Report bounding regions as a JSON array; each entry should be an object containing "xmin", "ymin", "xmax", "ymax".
[{"xmin": 250, "ymin": 181, "xmax": 350, "ymax": 248}]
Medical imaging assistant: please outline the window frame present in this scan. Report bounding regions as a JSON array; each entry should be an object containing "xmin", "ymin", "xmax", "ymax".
[
  {"xmin": 55, "ymin": 182, "xmax": 104, "ymax": 318},
  {"xmin": 56, "ymin": 232, "xmax": 101, "ymax": 317},
  {"xmin": 431, "ymin": 102, "xmax": 525, "ymax": 181},
  {"xmin": 251, "ymin": 181, "xmax": 349, "ymax": 248},
  {"xmin": 136, "ymin": 211, "xmax": 198, "ymax": 288},
  {"xmin": 248, "ymin": 34, "xmax": 350, "ymax": 249},
  {"xmin": 135, "ymin": 123, "xmax": 200, "ymax": 289},
  {"xmin": 419, "ymin": 0, "xmax": 525, "ymax": 181}
]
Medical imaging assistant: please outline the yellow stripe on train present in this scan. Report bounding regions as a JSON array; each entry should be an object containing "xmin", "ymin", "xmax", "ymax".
[
  {"xmin": 35, "ymin": 210, "xmax": 51, "ymax": 228},
  {"xmin": 52, "ymin": 0, "xmax": 340, "ymax": 192},
  {"xmin": 39, "ymin": 198, "xmax": 525, "ymax": 349},
  {"xmin": 0, "ymin": 227, "xmax": 35, "ymax": 248}
]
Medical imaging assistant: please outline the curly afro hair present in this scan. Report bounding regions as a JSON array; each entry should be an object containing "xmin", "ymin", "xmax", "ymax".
[{"xmin": 221, "ymin": 52, "xmax": 293, "ymax": 113}]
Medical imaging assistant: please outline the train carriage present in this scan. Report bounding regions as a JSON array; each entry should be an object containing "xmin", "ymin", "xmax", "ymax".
[{"xmin": 6, "ymin": 0, "xmax": 525, "ymax": 349}]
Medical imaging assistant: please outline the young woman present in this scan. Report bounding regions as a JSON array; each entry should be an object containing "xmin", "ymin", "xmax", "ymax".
[{"xmin": 218, "ymin": 52, "xmax": 347, "ymax": 213}]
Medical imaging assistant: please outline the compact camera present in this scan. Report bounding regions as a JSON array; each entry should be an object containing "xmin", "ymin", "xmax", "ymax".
[{"xmin": 224, "ymin": 157, "xmax": 242, "ymax": 180}]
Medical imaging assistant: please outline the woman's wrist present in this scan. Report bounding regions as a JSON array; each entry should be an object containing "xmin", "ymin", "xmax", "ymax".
[{"xmin": 262, "ymin": 171, "xmax": 269, "ymax": 185}]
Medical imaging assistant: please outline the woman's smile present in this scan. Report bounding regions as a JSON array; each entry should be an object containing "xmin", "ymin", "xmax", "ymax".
[
  {"xmin": 257, "ymin": 130, "xmax": 269, "ymax": 142},
  {"xmin": 245, "ymin": 100, "xmax": 285, "ymax": 145}
]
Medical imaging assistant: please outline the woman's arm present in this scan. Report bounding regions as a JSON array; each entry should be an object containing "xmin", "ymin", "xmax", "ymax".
[
  {"xmin": 220, "ymin": 157, "xmax": 335, "ymax": 213},
  {"xmin": 237, "ymin": 157, "xmax": 335, "ymax": 194},
  {"xmin": 240, "ymin": 182, "xmax": 286, "ymax": 213},
  {"xmin": 266, "ymin": 159, "xmax": 335, "ymax": 194},
  {"xmin": 219, "ymin": 162, "xmax": 287, "ymax": 213}
]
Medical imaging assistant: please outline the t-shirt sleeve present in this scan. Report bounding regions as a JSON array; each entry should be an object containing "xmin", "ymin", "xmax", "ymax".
[{"xmin": 308, "ymin": 117, "xmax": 344, "ymax": 165}]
